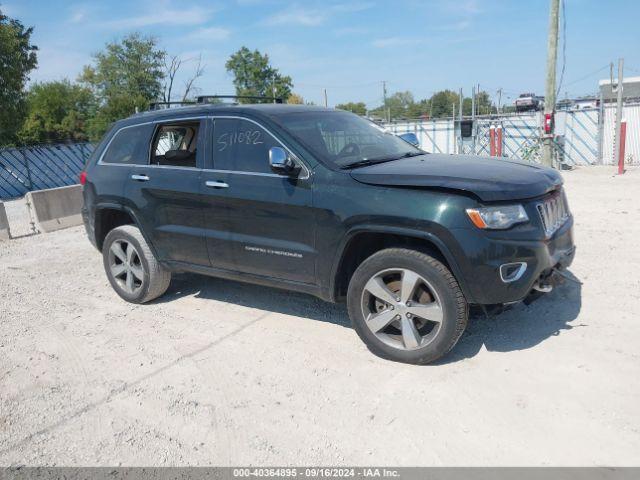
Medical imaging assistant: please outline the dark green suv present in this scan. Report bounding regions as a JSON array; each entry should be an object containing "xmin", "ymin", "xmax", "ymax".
[{"xmin": 81, "ymin": 103, "xmax": 575, "ymax": 364}]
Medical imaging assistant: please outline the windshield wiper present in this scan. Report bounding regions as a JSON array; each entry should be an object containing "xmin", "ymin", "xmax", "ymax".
[{"xmin": 340, "ymin": 151, "xmax": 424, "ymax": 170}]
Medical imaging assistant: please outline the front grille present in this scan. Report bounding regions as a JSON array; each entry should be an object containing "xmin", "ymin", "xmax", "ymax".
[{"xmin": 537, "ymin": 190, "xmax": 570, "ymax": 237}]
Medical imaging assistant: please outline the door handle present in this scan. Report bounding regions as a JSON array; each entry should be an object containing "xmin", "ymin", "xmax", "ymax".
[
  {"xmin": 205, "ymin": 180, "xmax": 229, "ymax": 189},
  {"xmin": 131, "ymin": 174, "xmax": 150, "ymax": 182}
]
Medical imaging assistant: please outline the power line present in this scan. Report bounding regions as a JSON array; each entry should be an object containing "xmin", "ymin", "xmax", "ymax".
[{"xmin": 563, "ymin": 64, "xmax": 609, "ymax": 87}]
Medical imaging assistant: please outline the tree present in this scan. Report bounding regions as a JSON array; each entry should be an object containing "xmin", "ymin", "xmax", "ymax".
[
  {"xmin": 164, "ymin": 54, "xmax": 206, "ymax": 103},
  {"xmin": 462, "ymin": 90, "xmax": 495, "ymax": 116},
  {"xmin": 474, "ymin": 90, "xmax": 496, "ymax": 115},
  {"xmin": 162, "ymin": 55, "xmax": 182, "ymax": 103},
  {"xmin": 287, "ymin": 93, "xmax": 304, "ymax": 104},
  {"xmin": 406, "ymin": 99, "xmax": 429, "ymax": 118},
  {"xmin": 79, "ymin": 33, "xmax": 165, "ymax": 139},
  {"xmin": 335, "ymin": 101, "xmax": 366, "ymax": 115},
  {"xmin": 0, "ymin": 8, "xmax": 38, "ymax": 146},
  {"xmin": 181, "ymin": 55, "xmax": 205, "ymax": 102},
  {"xmin": 225, "ymin": 47, "xmax": 292, "ymax": 103},
  {"xmin": 428, "ymin": 90, "xmax": 459, "ymax": 118},
  {"xmin": 19, "ymin": 80, "xmax": 94, "ymax": 144},
  {"xmin": 370, "ymin": 91, "xmax": 416, "ymax": 120}
]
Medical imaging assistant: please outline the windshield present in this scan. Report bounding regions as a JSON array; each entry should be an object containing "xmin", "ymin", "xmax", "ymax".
[{"xmin": 274, "ymin": 110, "xmax": 424, "ymax": 169}]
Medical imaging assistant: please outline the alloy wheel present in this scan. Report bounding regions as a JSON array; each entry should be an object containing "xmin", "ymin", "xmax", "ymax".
[
  {"xmin": 360, "ymin": 268, "xmax": 444, "ymax": 351},
  {"xmin": 108, "ymin": 239, "xmax": 144, "ymax": 295}
]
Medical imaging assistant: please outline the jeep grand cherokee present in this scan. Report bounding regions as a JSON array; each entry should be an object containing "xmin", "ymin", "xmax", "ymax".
[{"xmin": 81, "ymin": 103, "xmax": 575, "ymax": 364}]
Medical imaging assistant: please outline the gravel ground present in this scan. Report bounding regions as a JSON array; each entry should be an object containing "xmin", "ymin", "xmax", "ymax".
[{"xmin": 1, "ymin": 166, "xmax": 639, "ymax": 466}]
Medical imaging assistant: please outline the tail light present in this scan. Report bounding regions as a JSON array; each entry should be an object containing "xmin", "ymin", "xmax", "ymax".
[{"xmin": 79, "ymin": 171, "xmax": 87, "ymax": 185}]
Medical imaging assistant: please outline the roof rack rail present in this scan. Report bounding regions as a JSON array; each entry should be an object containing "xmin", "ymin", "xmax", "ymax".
[
  {"xmin": 149, "ymin": 101, "xmax": 196, "ymax": 111},
  {"xmin": 196, "ymin": 95, "xmax": 284, "ymax": 104}
]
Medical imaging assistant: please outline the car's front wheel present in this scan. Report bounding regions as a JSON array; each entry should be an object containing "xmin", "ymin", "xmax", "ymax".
[
  {"xmin": 347, "ymin": 248, "xmax": 468, "ymax": 364},
  {"xmin": 102, "ymin": 225, "xmax": 171, "ymax": 304}
]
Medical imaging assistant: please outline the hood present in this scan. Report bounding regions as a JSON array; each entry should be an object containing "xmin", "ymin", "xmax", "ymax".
[{"xmin": 349, "ymin": 153, "xmax": 563, "ymax": 202}]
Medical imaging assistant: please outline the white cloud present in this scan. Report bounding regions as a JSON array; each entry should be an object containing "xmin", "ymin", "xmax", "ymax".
[
  {"xmin": 439, "ymin": 0, "xmax": 480, "ymax": 16},
  {"xmin": 186, "ymin": 26, "xmax": 231, "ymax": 41},
  {"xmin": 264, "ymin": 7, "xmax": 326, "ymax": 26},
  {"xmin": 70, "ymin": 11, "xmax": 86, "ymax": 23},
  {"xmin": 103, "ymin": 4, "xmax": 214, "ymax": 29},
  {"xmin": 264, "ymin": 2, "xmax": 374, "ymax": 27},
  {"xmin": 439, "ymin": 19, "xmax": 471, "ymax": 31},
  {"xmin": 333, "ymin": 26, "xmax": 369, "ymax": 37},
  {"xmin": 29, "ymin": 46, "xmax": 90, "ymax": 83},
  {"xmin": 371, "ymin": 37, "xmax": 423, "ymax": 48},
  {"xmin": 69, "ymin": 5, "xmax": 88, "ymax": 24},
  {"xmin": 458, "ymin": 0, "xmax": 480, "ymax": 15},
  {"xmin": 330, "ymin": 1, "xmax": 375, "ymax": 13}
]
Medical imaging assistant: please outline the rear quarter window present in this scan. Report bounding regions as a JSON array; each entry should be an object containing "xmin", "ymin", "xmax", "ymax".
[{"xmin": 101, "ymin": 124, "xmax": 153, "ymax": 165}]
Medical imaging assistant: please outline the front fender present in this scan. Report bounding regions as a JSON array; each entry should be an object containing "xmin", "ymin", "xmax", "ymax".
[{"xmin": 325, "ymin": 224, "xmax": 474, "ymax": 304}]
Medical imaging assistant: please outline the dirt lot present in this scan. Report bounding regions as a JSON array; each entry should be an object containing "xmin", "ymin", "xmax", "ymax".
[{"xmin": 1, "ymin": 166, "xmax": 639, "ymax": 466}]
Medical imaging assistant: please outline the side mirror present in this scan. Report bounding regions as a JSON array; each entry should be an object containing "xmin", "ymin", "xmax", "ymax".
[
  {"xmin": 398, "ymin": 132, "xmax": 419, "ymax": 147},
  {"xmin": 269, "ymin": 146, "xmax": 295, "ymax": 174}
]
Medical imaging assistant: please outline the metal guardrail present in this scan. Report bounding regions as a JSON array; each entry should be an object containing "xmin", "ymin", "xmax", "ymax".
[{"xmin": 0, "ymin": 143, "xmax": 94, "ymax": 200}]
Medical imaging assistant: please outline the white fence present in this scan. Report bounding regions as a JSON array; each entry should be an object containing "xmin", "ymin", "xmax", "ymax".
[{"xmin": 384, "ymin": 103, "xmax": 640, "ymax": 166}]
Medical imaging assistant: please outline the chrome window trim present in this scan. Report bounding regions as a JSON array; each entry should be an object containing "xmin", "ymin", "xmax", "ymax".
[
  {"xmin": 201, "ymin": 168, "xmax": 290, "ymax": 178},
  {"xmin": 96, "ymin": 114, "xmax": 311, "ymax": 180},
  {"xmin": 96, "ymin": 116, "xmax": 208, "ymax": 167}
]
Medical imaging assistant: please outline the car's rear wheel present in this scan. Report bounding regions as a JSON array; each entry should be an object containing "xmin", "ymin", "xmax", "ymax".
[
  {"xmin": 347, "ymin": 248, "xmax": 468, "ymax": 364},
  {"xmin": 102, "ymin": 225, "xmax": 171, "ymax": 304}
]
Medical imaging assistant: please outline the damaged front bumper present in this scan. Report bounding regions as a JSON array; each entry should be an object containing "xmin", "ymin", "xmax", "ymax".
[{"xmin": 452, "ymin": 215, "xmax": 576, "ymax": 306}]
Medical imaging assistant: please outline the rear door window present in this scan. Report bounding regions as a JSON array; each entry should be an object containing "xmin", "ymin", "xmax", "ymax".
[
  {"xmin": 151, "ymin": 121, "xmax": 200, "ymax": 168},
  {"xmin": 101, "ymin": 124, "xmax": 152, "ymax": 165}
]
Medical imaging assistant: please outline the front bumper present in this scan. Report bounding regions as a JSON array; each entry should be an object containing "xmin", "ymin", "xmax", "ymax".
[{"xmin": 451, "ymin": 215, "xmax": 575, "ymax": 305}]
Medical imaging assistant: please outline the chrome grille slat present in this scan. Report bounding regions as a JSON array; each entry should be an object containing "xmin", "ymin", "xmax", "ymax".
[{"xmin": 537, "ymin": 190, "xmax": 569, "ymax": 237}]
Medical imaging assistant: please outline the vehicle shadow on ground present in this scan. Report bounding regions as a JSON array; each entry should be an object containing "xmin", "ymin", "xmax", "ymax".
[
  {"xmin": 436, "ymin": 270, "xmax": 584, "ymax": 364},
  {"xmin": 157, "ymin": 273, "xmax": 352, "ymax": 327},
  {"xmin": 157, "ymin": 270, "xmax": 583, "ymax": 363}
]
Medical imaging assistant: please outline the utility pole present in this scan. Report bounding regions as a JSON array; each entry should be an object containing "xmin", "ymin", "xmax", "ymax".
[
  {"xmin": 471, "ymin": 85, "xmax": 476, "ymax": 121},
  {"xmin": 497, "ymin": 88, "xmax": 503, "ymax": 114},
  {"xmin": 613, "ymin": 58, "xmax": 624, "ymax": 170},
  {"xmin": 382, "ymin": 81, "xmax": 389, "ymax": 122},
  {"xmin": 272, "ymin": 73, "xmax": 277, "ymax": 103},
  {"xmin": 471, "ymin": 85, "xmax": 476, "ymax": 152},
  {"xmin": 542, "ymin": 0, "xmax": 560, "ymax": 167},
  {"xmin": 323, "ymin": 88, "xmax": 328, "ymax": 107},
  {"xmin": 458, "ymin": 88, "xmax": 464, "ymax": 155}
]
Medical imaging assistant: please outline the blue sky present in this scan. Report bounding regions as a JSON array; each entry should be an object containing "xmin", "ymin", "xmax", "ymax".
[{"xmin": 2, "ymin": 0, "xmax": 639, "ymax": 108}]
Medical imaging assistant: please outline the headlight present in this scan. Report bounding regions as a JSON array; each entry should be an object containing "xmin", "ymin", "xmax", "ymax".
[{"xmin": 466, "ymin": 205, "xmax": 529, "ymax": 229}]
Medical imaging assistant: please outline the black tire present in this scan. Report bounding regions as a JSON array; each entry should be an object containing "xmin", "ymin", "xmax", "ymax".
[
  {"xmin": 347, "ymin": 248, "xmax": 468, "ymax": 364},
  {"xmin": 102, "ymin": 224, "xmax": 171, "ymax": 304}
]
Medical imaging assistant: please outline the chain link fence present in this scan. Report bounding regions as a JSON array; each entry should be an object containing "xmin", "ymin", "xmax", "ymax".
[{"xmin": 0, "ymin": 143, "xmax": 94, "ymax": 200}]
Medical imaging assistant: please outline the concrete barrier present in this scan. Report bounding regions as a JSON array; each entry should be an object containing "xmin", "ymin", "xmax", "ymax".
[
  {"xmin": 0, "ymin": 201, "xmax": 10, "ymax": 240},
  {"xmin": 25, "ymin": 185, "xmax": 83, "ymax": 233}
]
